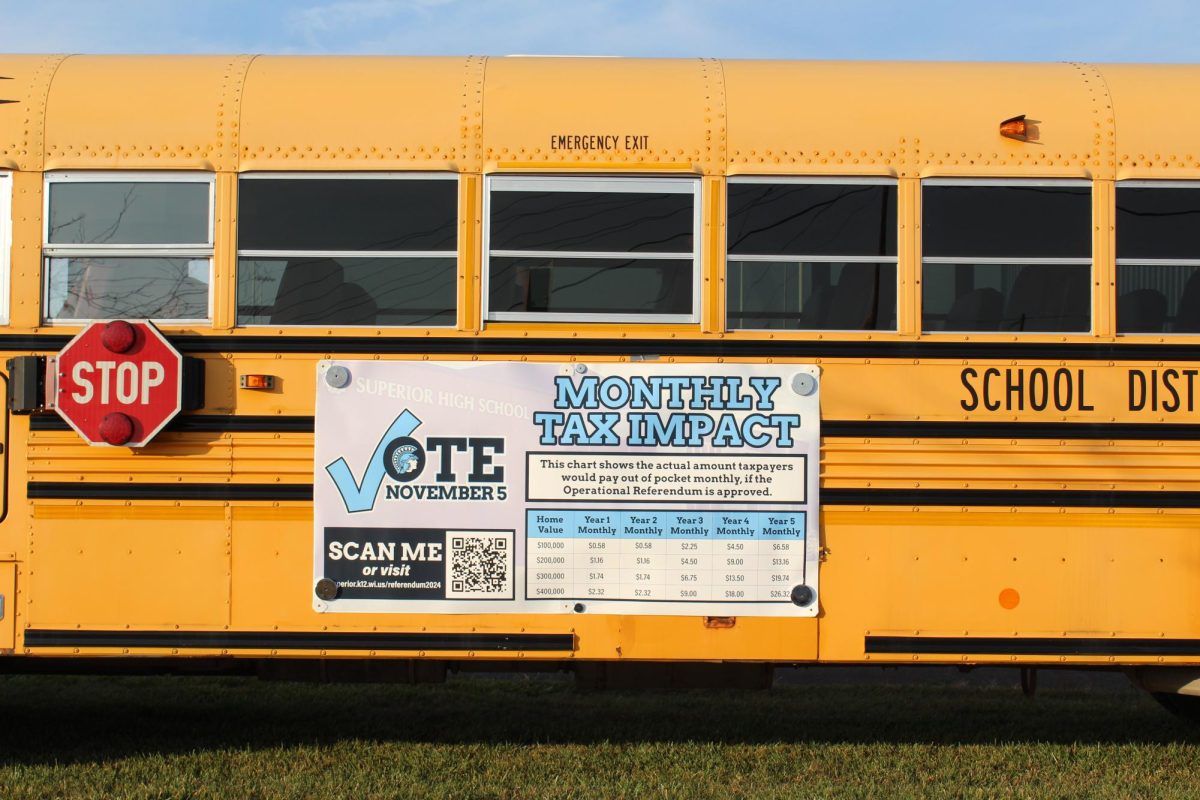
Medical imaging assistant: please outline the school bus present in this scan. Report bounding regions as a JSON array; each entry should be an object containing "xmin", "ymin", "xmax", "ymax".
[{"xmin": 0, "ymin": 55, "xmax": 1199, "ymax": 707}]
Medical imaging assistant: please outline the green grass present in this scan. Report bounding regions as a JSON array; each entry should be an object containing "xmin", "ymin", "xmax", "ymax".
[{"xmin": 0, "ymin": 671, "xmax": 1197, "ymax": 799}]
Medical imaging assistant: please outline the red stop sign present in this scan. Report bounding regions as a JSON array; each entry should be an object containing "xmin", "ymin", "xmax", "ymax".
[{"xmin": 55, "ymin": 320, "xmax": 183, "ymax": 447}]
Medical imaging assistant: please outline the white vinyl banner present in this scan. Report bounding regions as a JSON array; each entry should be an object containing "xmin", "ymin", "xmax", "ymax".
[{"xmin": 313, "ymin": 361, "xmax": 821, "ymax": 617}]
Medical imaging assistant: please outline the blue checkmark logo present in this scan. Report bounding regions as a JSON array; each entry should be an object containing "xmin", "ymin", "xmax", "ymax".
[{"xmin": 325, "ymin": 410, "xmax": 422, "ymax": 513}]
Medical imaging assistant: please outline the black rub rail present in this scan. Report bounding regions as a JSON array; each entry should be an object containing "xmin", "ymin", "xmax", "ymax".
[
  {"xmin": 25, "ymin": 482, "xmax": 1200, "ymax": 508},
  {"xmin": 866, "ymin": 636, "xmax": 1200, "ymax": 657},
  {"xmin": 26, "ymin": 482, "xmax": 314, "ymax": 501},
  {"xmin": 23, "ymin": 629, "xmax": 576, "ymax": 652},
  {"xmin": 823, "ymin": 420, "xmax": 1200, "ymax": 441},
  {"xmin": 3, "ymin": 333, "xmax": 1200, "ymax": 360},
  {"xmin": 30, "ymin": 415, "xmax": 1200, "ymax": 442},
  {"xmin": 30, "ymin": 414, "xmax": 314, "ymax": 434},
  {"xmin": 823, "ymin": 488, "xmax": 1200, "ymax": 508}
]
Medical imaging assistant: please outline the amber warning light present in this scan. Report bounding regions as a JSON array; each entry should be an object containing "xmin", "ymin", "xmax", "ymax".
[
  {"xmin": 999, "ymin": 114, "xmax": 1029, "ymax": 141},
  {"xmin": 239, "ymin": 374, "xmax": 276, "ymax": 390}
]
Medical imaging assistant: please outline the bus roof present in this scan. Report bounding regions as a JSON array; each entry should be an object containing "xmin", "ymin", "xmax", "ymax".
[{"xmin": 0, "ymin": 55, "xmax": 1196, "ymax": 180}]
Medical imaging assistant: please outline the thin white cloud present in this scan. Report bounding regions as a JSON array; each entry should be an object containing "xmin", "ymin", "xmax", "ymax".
[
  {"xmin": 0, "ymin": 0, "xmax": 1198, "ymax": 61},
  {"xmin": 292, "ymin": 0, "xmax": 443, "ymax": 33}
]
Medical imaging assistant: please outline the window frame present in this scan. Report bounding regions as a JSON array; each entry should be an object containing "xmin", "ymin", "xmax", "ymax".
[
  {"xmin": 235, "ymin": 171, "xmax": 460, "ymax": 328},
  {"xmin": 725, "ymin": 175, "xmax": 899, "ymax": 332},
  {"xmin": 1115, "ymin": 179, "xmax": 1200, "ymax": 336},
  {"xmin": 921, "ymin": 177, "xmax": 1094, "ymax": 335},
  {"xmin": 41, "ymin": 170, "xmax": 216, "ymax": 325},
  {"xmin": 483, "ymin": 174, "xmax": 702, "ymax": 324}
]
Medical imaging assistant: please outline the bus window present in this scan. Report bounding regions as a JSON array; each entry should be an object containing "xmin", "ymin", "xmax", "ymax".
[
  {"xmin": 485, "ymin": 176, "xmax": 699, "ymax": 323},
  {"xmin": 922, "ymin": 181, "xmax": 1091, "ymax": 333},
  {"xmin": 725, "ymin": 180, "xmax": 897, "ymax": 331},
  {"xmin": 236, "ymin": 175, "xmax": 458, "ymax": 327},
  {"xmin": 1116, "ymin": 183, "xmax": 1200, "ymax": 334},
  {"xmin": 43, "ymin": 174, "xmax": 213, "ymax": 322}
]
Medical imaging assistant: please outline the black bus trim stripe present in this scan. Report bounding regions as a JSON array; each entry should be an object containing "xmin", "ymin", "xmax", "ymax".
[
  {"xmin": 866, "ymin": 636, "xmax": 1200, "ymax": 657},
  {"xmin": 29, "ymin": 415, "xmax": 1200, "ymax": 441},
  {"xmin": 824, "ymin": 488, "xmax": 1200, "ymax": 508},
  {"xmin": 822, "ymin": 420, "xmax": 1200, "ymax": 441},
  {"xmin": 30, "ymin": 414, "xmax": 315, "ymax": 434},
  {"xmin": 27, "ymin": 483, "xmax": 314, "ymax": 501},
  {"xmin": 159, "ymin": 336, "xmax": 1200, "ymax": 360},
  {"xmin": 2, "ymin": 333, "xmax": 1200, "ymax": 360},
  {"xmin": 26, "ymin": 482, "xmax": 1200, "ymax": 508},
  {"xmin": 23, "ymin": 629, "xmax": 575, "ymax": 652}
]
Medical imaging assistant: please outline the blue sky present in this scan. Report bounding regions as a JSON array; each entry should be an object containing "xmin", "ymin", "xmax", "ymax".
[{"xmin": 0, "ymin": 0, "xmax": 1197, "ymax": 61}]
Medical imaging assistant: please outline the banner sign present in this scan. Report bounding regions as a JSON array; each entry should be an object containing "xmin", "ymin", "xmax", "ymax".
[{"xmin": 313, "ymin": 361, "xmax": 821, "ymax": 617}]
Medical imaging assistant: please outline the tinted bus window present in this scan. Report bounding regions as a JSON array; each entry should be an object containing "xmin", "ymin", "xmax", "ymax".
[
  {"xmin": 44, "ymin": 175, "xmax": 213, "ymax": 322},
  {"xmin": 726, "ymin": 181, "xmax": 897, "ymax": 331},
  {"xmin": 489, "ymin": 191, "xmax": 692, "ymax": 253},
  {"xmin": 1117, "ymin": 185, "xmax": 1200, "ymax": 333},
  {"xmin": 922, "ymin": 183, "xmax": 1091, "ymax": 333},
  {"xmin": 48, "ymin": 182, "xmax": 210, "ymax": 245},
  {"xmin": 236, "ymin": 175, "xmax": 458, "ymax": 327},
  {"xmin": 239, "ymin": 179, "xmax": 457, "ymax": 252},
  {"xmin": 486, "ymin": 177, "xmax": 698, "ymax": 322}
]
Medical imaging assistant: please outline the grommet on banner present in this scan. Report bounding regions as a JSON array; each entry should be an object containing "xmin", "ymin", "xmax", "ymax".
[
  {"xmin": 792, "ymin": 373, "xmax": 817, "ymax": 396},
  {"xmin": 325, "ymin": 365, "xmax": 351, "ymax": 388},
  {"xmin": 791, "ymin": 585, "xmax": 815, "ymax": 607},
  {"xmin": 315, "ymin": 578, "xmax": 339, "ymax": 601}
]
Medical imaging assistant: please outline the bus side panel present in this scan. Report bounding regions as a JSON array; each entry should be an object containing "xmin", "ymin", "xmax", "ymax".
[
  {"xmin": 230, "ymin": 505, "xmax": 820, "ymax": 662},
  {"xmin": 27, "ymin": 509, "xmax": 230, "ymax": 629},
  {"xmin": 0, "ymin": 407, "xmax": 20, "ymax": 565},
  {"xmin": 566, "ymin": 616, "xmax": 817, "ymax": 662},
  {"xmin": 0, "ymin": 562, "xmax": 13, "ymax": 652},
  {"xmin": 230, "ymin": 505, "xmax": 313, "ymax": 629},
  {"xmin": 819, "ymin": 509, "xmax": 1200, "ymax": 663}
]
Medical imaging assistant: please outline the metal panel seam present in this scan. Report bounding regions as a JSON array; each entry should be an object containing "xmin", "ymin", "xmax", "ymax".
[
  {"xmin": 1091, "ymin": 62, "xmax": 1118, "ymax": 177},
  {"xmin": 219, "ymin": 54, "xmax": 256, "ymax": 172},
  {"xmin": 1074, "ymin": 61, "xmax": 1116, "ymax": 179},
  {"xmin": 706, "ymin": 57, "xmax": 727, "ymax": 174},
  {"xmin": 28, "ymin": 54, "xmax": 70, "ymax": 173},
  {"xmin": 466, "ymin": 55, "xmax": 487, "ymax": 173}
]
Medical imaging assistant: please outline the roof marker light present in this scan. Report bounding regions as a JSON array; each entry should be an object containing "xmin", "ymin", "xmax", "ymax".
[{"xmin": 999, "ymin": 115, "xmax": 1029, "ymax": 141}]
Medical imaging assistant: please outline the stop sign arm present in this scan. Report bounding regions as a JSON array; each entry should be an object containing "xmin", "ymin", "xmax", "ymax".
[
  {"xmin": 51, "ymin": 321, "xmax": 200, "ymax": 447},
  {"xmin": 7, "ymin": 353, "xmax": 204, "ymax": 418}
]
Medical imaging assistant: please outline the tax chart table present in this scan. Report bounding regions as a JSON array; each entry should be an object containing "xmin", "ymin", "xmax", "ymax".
[{"xmin": 525, "ymin": 509, "xmax": 807, "ymax": 603}]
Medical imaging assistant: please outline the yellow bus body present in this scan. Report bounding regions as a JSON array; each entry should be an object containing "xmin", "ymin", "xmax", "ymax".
[{"xmin": 0, "ymin": 55, "xmax": 1199, "ymax": 672}]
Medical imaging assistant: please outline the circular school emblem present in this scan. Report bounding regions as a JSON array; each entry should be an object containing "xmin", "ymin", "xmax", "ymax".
[{"xmin": 383, "ymin": 436, "xmax": 426, "ymax": 482}]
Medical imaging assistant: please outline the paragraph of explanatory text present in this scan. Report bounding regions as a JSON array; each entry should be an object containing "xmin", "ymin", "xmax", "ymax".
[{"xmin": 526, "ymin": 453, "xmax": 806, "ymax": 504}]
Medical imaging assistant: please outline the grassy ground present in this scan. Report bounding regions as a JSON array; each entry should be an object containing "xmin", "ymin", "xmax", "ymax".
[{"xmin": 0, "ymin": 670, "xmax": 1197, "ymax": 799}]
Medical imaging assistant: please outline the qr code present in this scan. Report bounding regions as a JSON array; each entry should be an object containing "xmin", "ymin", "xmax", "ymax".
[{"xmin": 447, "ymin": 531, "xmax": 514, "ymax": 599}]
